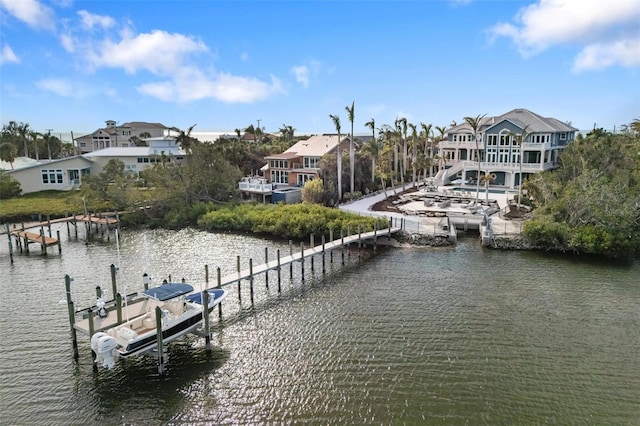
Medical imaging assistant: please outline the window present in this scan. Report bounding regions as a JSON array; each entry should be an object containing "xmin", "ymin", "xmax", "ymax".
[
  {"xmin": 270, "ymin": 159, "xmax": 288, "ymax": 169},
  {"xmin": 453, "ymin": 134, "xmax": 458, "ymax": 142},
  {"xmin": 271, "ymin": 170, "xmax": 289, "ymax": 184},
  {"xmin": 560, "ymin": 133, "xmax": 567, "ymax": 140},
  {"xmin": 297, "ymin": 174, "xmax": 314, "ymax": 185},
  {"xmin": 79, "ymin": 142, "xmax": 86, "ymax": 148},
  {"xmin": 487, "ymin": 135, "xmax": 498, "ymax": 146},
  {"xmin": 41, "ymin": 169, "xmax": 63, "ymax": 184},
  {"xmin": 303, "ymin": 157, "xmax": 319, "ymax": 169}
]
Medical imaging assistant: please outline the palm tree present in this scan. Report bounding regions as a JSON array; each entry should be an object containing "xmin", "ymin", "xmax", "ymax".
[
  {"xmin": 16, "ymin": 122, "xmax": 30, "ymax": 157},
  {"xmin": 244, "ymin": 124, "xmax": 257, "ymax": 142},
  {"xmin": 278, "ymin": 124, "xmax": 295, "ymax": 142},
  {"xmin": 0, "ymin": 141, "xmax": 17, "ymax": 168},
  {"xmin": 364, "ymin": 118, "xmax": 377, "ymax": 183},
  {"xmin": 463, "ymin": 114, "xmax": 487, "ymax": 204},
  {"xmin": 433, "ymin": 125, "xmax": 447, "ymax": 177},
  {"xmin": 29, "ymin": 130, "xmax": 41, "ymax": 160},
  {"xmin": 420, "ymin": 122, "xmax": 433, "ymax": 178},
  {"xmin": 408, "ymin": 123, "xmax": 419, "ymax": 185},
  {"xmin": 398, "ymin": 117, "xmax": 408, "ymax": 184},
  {"xmin": 507, "ymin": 124, "xmax": 530, "ymax": 211},
  {"xmin": 329, "ymin": 114, "xmax": 342, "ymax": 200},
  {"xmin": 345, "ymin": 101, "xmax": 355, "ymax": 194},
  {"xmin": 479, "ymin": 173, "xmax": 496, "ymax": 202},
  {"xmin": 171, "ymin": 124, "xmax": 198, "ymax": 154},
  {"xmin": 393, "ymin": 118, "xmax": 400, "ymax": 178}
]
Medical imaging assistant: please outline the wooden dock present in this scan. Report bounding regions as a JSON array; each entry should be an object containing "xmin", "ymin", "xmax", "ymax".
[
  {"xmin": 64, "ymin": 222, "xmax": 402, "ymax": 374},
  {"xmin": 218, "ymin": 226, "xmax": 401, "ymax": 287},
  {"xmin": 4, "ymin": 212, "xmax": 120, "ymax": 262}
]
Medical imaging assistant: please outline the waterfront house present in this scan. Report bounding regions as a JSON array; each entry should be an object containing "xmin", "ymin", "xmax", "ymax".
[
  {"xmin": 239, "ymin": 134, "xmax": 350, "ymax": 203},
  {"xmin": 3, "ymin": 136, "xmax": 184, "ymax": 194},
  {"xmin": 75, "ymin": 120, "xmax": 170, "ymax": 154},
  {"xmin": 3, "ymin": 156, "xmax": 94, "ymax": 194},
  {"xmin": 436, "ymin": 108, "xmax": 577, "ymax": 189},
  {"xmin": 83, "ymin": 136, "xmax": 185, "ymax": 177}
]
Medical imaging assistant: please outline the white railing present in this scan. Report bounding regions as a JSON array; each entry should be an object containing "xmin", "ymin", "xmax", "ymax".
[{"xmin": 239, "ymin": 180, "xmax": 273, "ymax": 193}]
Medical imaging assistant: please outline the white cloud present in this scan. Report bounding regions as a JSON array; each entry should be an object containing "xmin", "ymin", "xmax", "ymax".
[
  {"xmin": 137, "ymin": 66, "xmax": 284, "ymax": 103},
  {"xmin": 36, "ymin": 78, "xmax": 74, "ymax": 96},
  {"xmin": 78, "ymin": 10, "xmax": 115, "ymax": 31},
  {"xmin": 0, "ymin": 44, "xmax": 20, "ymax": 65},
  {"xmin": 291, "ymin": 60, "xmax": 321, "ymax": 87},
  {"xmin": 573, "ymin": 38, "xmax": 640, "ymax": 71},
  {"xmin": 489, "ymin": 0, "xmax": 640, "ymax": 70},
  {"xmin": 291, "ymin": 65, "xmax": 310, "ymax": 88},
  {"xmin": 87, "ymin": 29, "xmax": 208, "ymax": 75},
  {"xmin": 59, "ymin": 33, "xmax": 76, "ymax": 53},
  {"xmin": 0, "ymin": 0, "xmax": 55, "ymax": 30}
]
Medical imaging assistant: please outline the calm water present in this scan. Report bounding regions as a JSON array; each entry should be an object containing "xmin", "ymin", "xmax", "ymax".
[{"xmin": 0, "ymin": 225, "xmax": 638, "ymax": 425}]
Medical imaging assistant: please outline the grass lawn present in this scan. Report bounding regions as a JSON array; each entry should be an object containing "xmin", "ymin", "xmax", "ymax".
[{"xmin": 0, "ymin": 191, "xmax": 109, "ymax": 223}]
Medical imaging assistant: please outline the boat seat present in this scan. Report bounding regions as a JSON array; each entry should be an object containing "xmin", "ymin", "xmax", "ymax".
[{"xmin": 166, "ymin": 299, "xmax": 184, "ymax": 315}]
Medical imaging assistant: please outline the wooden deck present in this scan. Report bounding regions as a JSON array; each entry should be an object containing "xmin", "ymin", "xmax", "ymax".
[
  {"xmin": 12, "ymin": 230, "xmax": 59, "ymax": 247},
  {"xmin": 217, "ymin": 226, "xmax": 401, "ymax": 287},
  {"xmin": 71, "ymin": 226, "xmax": 401, "ymax": 335}
]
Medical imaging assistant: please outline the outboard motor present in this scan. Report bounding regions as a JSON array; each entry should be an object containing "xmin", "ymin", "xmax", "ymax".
[
  {"xmin": 96, "ymin": 298, "xmax": 108, "ymax": 318},
  {"xmin": 90, "ymin": 332, "xmax": 118, "ymax": 369}
]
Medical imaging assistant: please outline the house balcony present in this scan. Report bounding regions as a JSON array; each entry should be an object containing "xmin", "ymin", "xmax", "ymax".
[
  {"xmin": 239, "ymin": 177, "xmax": 273, "ymax": 194},
  {"xmin": 447, "ymin": 160, "xmax": 556, "ymax": 173}
]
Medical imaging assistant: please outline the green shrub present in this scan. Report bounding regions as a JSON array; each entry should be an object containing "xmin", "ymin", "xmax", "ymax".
[{"xmin": 0, "ymin": 171, "xmax": 21, "ymax": 199}]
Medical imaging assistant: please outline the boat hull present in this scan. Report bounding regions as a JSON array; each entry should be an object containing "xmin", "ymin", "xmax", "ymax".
[{"xmin": 117, "ymin": 288, "xmax": 226, "ymax": 358}]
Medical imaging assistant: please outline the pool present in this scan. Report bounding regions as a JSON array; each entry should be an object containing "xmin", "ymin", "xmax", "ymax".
[{"xmin": 451, "ymin": 186, "xmax": 516, "ymax": 195}]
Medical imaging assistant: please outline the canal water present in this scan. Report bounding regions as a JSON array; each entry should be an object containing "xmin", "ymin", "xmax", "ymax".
[{"xmin": 1, "ymin": 225, "xmax": 638, "ymax": 424}]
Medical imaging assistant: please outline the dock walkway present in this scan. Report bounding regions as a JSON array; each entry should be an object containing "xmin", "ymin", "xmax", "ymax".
[{"xmin": 218, "ymin": 226, "xmax": 401, "ymax": 287}]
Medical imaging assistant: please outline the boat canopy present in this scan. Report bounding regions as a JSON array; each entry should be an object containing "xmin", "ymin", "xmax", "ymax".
[{"xmin": 143, "ymin": 283, "xmax": 194, "ymax": 301}]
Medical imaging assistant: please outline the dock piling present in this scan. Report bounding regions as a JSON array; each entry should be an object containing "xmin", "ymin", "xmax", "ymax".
[
  {"xmin": 249, "ymin": 258, "xmax": 254, "ymax": 303},
  {"xmin": 64, "ymin": 275, "xmax": 79, "ymax": 360},
  {"xmin": 202, "ymin": 290, "xmax": 211, "ymax": 351},
  {"xmin": 155, "ymin": 307, "xmax": 165, "ymax": 375},
  {"xmin": 277, "ymin": 249, "xmax": 281, "ymax": 292},
  {"xmin": 236, "ymin": 255, "xmax": 241, "ymax": 300},
  {"xmin": 217, "ymin": 267, "xmax": 223, "ymax": 319}
]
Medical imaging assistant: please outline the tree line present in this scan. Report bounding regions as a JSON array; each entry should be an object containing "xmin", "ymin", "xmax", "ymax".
[{"xmin": 522, "ymin": 124, "xmax": 640, "ymax": 259}]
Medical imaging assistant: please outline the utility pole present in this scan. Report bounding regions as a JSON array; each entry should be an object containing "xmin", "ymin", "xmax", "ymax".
[{"xmin": 257, "ymin": 119, "xmax": 262, "ymax": 131}]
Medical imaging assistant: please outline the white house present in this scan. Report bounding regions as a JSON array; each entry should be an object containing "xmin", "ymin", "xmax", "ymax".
[
  {"xmin": 3, "ymin": 156, "xmax": 94, "ymax": 194},
  {"xmin": 4, "ymin": 136, "xmax": 185, "ymax": 194},
  {"xmin": 75, "ymin": 120, "xmax": 171, "ymax": 154}
]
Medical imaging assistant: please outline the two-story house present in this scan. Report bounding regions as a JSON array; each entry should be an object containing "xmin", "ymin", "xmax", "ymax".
[
  {"xmin": 437, "ymin": 108, "xmax": 577, "ymax": 189},
  {"xmin": 75, "ymin": 120, "xmax": 170, "ymax": 154},
  {"xmin": 239, "ymin": 135, "xmax": 350, "ymax": 203}
]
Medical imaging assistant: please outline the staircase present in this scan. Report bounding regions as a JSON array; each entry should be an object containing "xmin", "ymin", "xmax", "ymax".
[{"xmin": 434, "ymin": 162, "xmax": 465, "ymax": 185}]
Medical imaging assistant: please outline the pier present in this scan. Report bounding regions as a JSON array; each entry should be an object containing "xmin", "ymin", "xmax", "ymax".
[
  {"xmin": 66, "ymin": 220, "xmax": 401, "ymax": 373},
  {"xmin": 3, "ymin": 212, "xmax": 120, "ymax": 263}
]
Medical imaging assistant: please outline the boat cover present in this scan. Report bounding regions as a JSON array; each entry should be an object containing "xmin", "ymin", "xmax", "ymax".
[{"xmin": 143, "ymin": 283, "xmax": 194, "ymax": 301}]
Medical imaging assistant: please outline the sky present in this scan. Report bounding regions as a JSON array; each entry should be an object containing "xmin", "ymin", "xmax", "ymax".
[{"xmin": 1, "ymin": 0, "xmax": 639, "ymax": 140}]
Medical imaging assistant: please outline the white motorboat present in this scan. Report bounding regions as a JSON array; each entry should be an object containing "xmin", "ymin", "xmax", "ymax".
[{"xmin": 89, "ymin": 283, "xmax": 226, "ymax": 369}]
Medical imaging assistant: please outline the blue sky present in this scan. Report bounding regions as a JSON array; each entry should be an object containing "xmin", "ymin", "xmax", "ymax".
[{"xmin": 1, "ymin": 0, "xmax": 639, "ymax": 139}]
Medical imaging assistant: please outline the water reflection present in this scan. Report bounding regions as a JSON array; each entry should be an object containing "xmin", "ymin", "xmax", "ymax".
[{"xmin": 1, "ymin": 228, "xmax": 638, "ymax": 424}]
